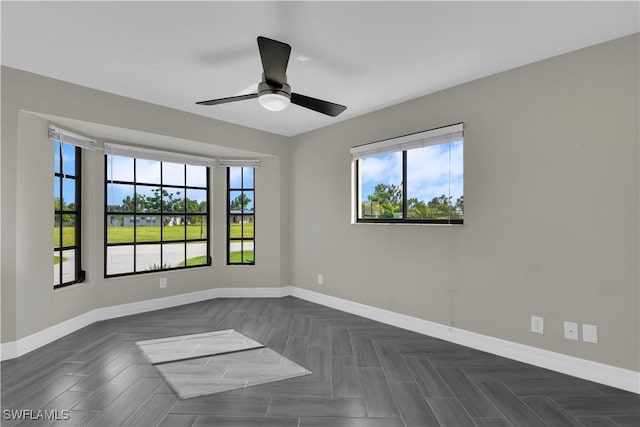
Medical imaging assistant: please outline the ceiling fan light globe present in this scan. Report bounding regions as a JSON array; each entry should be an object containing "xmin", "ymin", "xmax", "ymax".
[{"xmin": 258, "ymin": 93, "xmax": 290, "ymax": 111}]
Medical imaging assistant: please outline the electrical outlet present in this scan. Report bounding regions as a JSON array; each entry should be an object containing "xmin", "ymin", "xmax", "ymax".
[
  {"xmin": 159, "ymin": 277, "xmax": 167, "ymax": 289},
  {"xmin": 531, "ymin": 315, "xmax": 544, "ymax": 334},
  {"xmin": 317, "ymin": 274, "xmax": 323, "ymax": 285},
  {"xmin": 583, "ymin": 324, "xmax": 598, "ymax": 343},
  {"xmin": 564, "ymin": 321, "xmax": 578, "ymax": 340}
]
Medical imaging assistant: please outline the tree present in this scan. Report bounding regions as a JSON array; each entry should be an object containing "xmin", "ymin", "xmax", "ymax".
[
  {"xmin": 135, "ymin": 189, "xmax": 183, "ymax": 215},
  {"xmin": 407, "ymin": 198, "xmax": 429, "ymax": 219},
  {"xmin": 361, "ymin": 183, "xmax": 463, "ymax": 220},
  {"xmin": 455, "ymin": 196, "xmax": 464, "ymax": 215},
  {"xmin": 230, "ymin": 193, "xmax": 252, "ymax": 211},
  {"xmin": 122, "ymin": 195, "xmax": 135, "ymax": 212},
  {"xmin": 362, "ymin": 183, "xmax": 403, "ymax": 218},
  {"xmin": 54, "ymin": 198, "xmax": 75, "ymax": 222}
]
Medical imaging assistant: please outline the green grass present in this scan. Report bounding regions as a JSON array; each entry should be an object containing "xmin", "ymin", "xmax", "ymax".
[
  {"xmin": 183, "ymin": 256, "xmax": 207, "ymax": 267},
  {"xmin": 229, "ymin": 251, "xmax": 254, "ymax": 264},
  {"xmin": 53, "ymin": 227, "xmax": 76, "ymax": 247},
  {"xmin": 177, "ymin": 255, "xmax": 209, "ymax": 267},
  {"xmin": 106, "ymin": 225, "xmax": 208, "ymax": 244},
  {"xmin": 53, "ymin": 255, "xmax": 67, "ymax": 265},
  {"xmin": 229, "ymin": 223, "xmax": 254, "ymax": 239}
]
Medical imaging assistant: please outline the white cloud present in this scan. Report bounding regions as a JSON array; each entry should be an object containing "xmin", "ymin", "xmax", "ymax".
[
  {"xmin": 406, "ymin": 142, "xmax": 463, "ymax": 202},
  {"xmin": 186, "ymin": 165, "xmax": 207, "ymax": 187},
  {"xmin": 162, "ymin": 162, "xmax": 185, "ymax": 186},
  {"xmin": 360, "ymin": 152, "xmax": 402, "ymax": 185},
  {"xmin": 229, "ymin": 167, "xmax": 242, "ymax": 188},
  {"xmin": 106, "ymin": 155, "xmax": 134, "ymax": 181},
  {"xmin": 136, "ymin": 159, "xmax": 161, "ymax": 183}
]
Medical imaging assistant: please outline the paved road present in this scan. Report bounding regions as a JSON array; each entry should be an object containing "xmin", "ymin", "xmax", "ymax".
[
  {"xmin": 106, "ymin": 243, "xmax": 208, "ymax": 275},
  {"xmin": 57, "ymin": 241, "xmax": 253, "ymax": 278}
]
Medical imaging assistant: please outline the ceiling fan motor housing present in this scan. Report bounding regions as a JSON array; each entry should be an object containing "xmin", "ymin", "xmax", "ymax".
[{"xmin": 258, "ymin": 80, "xmax": 291, "ymax": 99}]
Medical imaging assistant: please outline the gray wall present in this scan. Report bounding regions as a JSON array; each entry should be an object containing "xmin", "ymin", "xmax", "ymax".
[
  {"xmin": 1, "ymin": 67, "xmax": 290, "ymax": 341},
  {"xmin": 288, "ymin": 35, "xmax": 639, "ymax": 371}
]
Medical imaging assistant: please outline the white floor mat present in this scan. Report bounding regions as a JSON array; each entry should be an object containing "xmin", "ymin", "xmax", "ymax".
[{"xmin": 136, "ymin": 329, "xmax": 312, "ymax": 399}]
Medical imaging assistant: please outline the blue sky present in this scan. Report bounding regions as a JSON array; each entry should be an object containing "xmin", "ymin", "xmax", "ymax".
[
  {"xmin": 54, "ymin": 141, "xmax": 78, "ymax": 206},
  {"xmin": 359, "ymin": 140, "xmax": 463, "ymax": 205}
]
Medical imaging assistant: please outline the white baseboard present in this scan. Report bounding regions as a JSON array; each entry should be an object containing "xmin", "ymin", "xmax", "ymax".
[
  {"xmin": 0, "ymin": 287, "xmax": 284, "ymax": 361},
  {"xmin": 287, "ymin": 286, "xmax": 640, "ymax": 394},
  {"xmin": 1, "ymin": 285, "xmax": 638, "ymax": 393}
]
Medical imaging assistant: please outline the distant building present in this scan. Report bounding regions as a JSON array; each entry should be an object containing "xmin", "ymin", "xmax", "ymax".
[{"xmin": 109, "ymin": 216, "xmax": 184, "ymax": 227}]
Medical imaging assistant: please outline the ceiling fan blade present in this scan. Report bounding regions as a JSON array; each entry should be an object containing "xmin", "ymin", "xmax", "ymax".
[
  {"xmin": 196, "ymin": 93, "xmax": 258, "ymax": 106},
  {"xmin": 257, "ymin": 36, "xmax": 291, "ymax": 86},
  {"xmin": 291, "ymin": 93, "xmax": 347, "ymax": 117}
]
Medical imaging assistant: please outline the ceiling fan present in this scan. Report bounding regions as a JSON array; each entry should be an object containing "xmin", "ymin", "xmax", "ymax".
[{"xmin": 196, "ymin": 36, "xmax": 347, "ymax": 117}]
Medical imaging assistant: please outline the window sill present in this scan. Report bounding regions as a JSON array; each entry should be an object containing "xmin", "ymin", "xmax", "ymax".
[
  {"xmin": 53, "ymin": 281, "xmax": 90, "ymax": 293},
  {"xmin": 352, "ymin": 220, "xmax": 464, "ymax": 226}
]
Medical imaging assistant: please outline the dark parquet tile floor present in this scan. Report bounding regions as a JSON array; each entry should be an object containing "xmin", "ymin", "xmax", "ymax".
[{"xmin": 1, "ymin": 297, "xmax": 638, "ymax": 426}]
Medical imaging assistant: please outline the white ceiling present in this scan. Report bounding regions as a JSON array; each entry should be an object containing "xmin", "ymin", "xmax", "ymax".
[{"xmin": 2, "ymin": 2, "xmax": 638, "ymax": 137}]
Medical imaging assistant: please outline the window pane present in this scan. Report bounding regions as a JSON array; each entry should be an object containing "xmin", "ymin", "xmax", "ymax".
[
  {"xmin": 162, "ymin": 162, "xmax": 185, "ymax": 186},
  {"xmin": 61, "ymin": 214, "xmax": 76, "ymax": 247},
  {"xmin": 61, "ymin": 249, "xmax": 76, "ymax": 284},
  {"xmin": 136, "ymin": 158, "xmax": 161, "ymax": 184},
  {"xmin": 243, "ymin": 216, "xmax": 254, "ymax": 238},
  {"xmin": 136, "ymin": 215, "xmax": 161, "ymax": 242},
  {"xmin": 61, "ymin": 178, "xmax": 77, "ymax": 210},
  {"xmin": 54, "ymin": 248, "xmax": 61, "ymax": 286},
  {"xmin": 54, "ymin": 214, "xmax": 61, "ymax": 248},
  {"xmin": 136, "ymin": 185, "xmax": 161, "ymax": 213},
  {"xmin": 229, "ymin": 240, "xmax": 254, "ymax": 264},
  {"xmin": 186, "ymin": 189, "xmax": 207, "ymax": 212},
  {"xmin": 61, "ymin": 143, "xmax": 76, "ymax": 177},
  {"xmin": 229, "ymin": 240, "xmax": 243, "ymax": 263},
  {"xmin": 229, "ymin": 217, "xmax": 253, "ymax": 239},
  {"xmin": 54, "ymin": 177, "xmax": 61, "ymax": 208},
  {"xmin": 107, "ymin": 245, "xmax": 134, "ymax": 275},
  {"xmin": 406, "ymin": 141, "xmax": 463, "ymax": 220},
  {"xmin": 163, "ymin": 242, "xmax": 185, "ymax": 268},
  {"xmin": 107, "ymin": 215, "xmax": 133, "ymax": 244},
  {"xmin": 186, "ymin": 165, "xmax": 207, "ymax": 187},
  {"xmin": 229, "ymin": 190, "xmax": 242, "ymax": 210},
  {"xmin": 107, "ymin": 183, "xmax": 134, "ymax": 212},
  {"xmin": 242, "ymin": 168, "xmax": 254, "ymax": 188},
  {"xmin": 229, "ymin": 215, "xmax": 242, "ymax": 239},
  {"xmin": 186, "ymin": 242, "xmax": 207, "ymax": 266},
  {"xmin": 54, "ymin": 140, "xmax": 61, "ymax": 174},
  {"xmin": 450, "ymin": 140, "xmax": 464, "ymax": 218},
  {"xmin": 241, "ymin": 191, "xmax": 254, "ymax": 213},
  {"xmin": 106, "ymin": 155, "xmax": 134, "ymax": 182},
  {"xmin": 186, "ymin": 216, "xmax": 207, "ymax": 240},
  {"xmin": 229, "ymin": 167, "xmax": 242, "ymax": 188},
  {"xmin": 230, "ymin": 190, "xmax": 252, "ymax": 213},
  {"xmin": 162, "ymin": 188, "xmax": 184, "ymax": 213},
  {"xmin": 136, "ymin": 244, "xmax": 161, "ymax": 272},
  {"xmin": 243, "ymin": 241, "xmax": 254, "ymax": 263},
  {"xmin": 358, "ymin": 152, "xmax": 403, "ymax": 219},
  {"xmin": 162, "ymin": 216, "xmax": 185, "ymax": 241}
]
